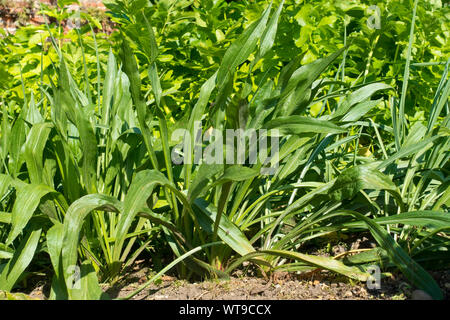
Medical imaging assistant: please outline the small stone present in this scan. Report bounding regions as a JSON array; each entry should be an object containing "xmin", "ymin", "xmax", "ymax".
[
  {"xmin": 411, "ymin": 290, "xmax": 433, "ymax": 300},
  {"xmin": 330, "ymin": 283, "xmax": 338, "ymax": 288},
  {"xmin": 444, "ymin": 283, "xmax": 450, "ymax": 289},
  {"xmin": 344, "ymin": 291, "xmax": 353, "ymax": 297}
]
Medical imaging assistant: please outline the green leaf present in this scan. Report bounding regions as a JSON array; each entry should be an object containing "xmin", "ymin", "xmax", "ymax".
[
  {"xmin": 216, "ymin": 166, "xmax": 259, "ymax": 183},
  {"xmin": 7, "ymin": 184, "xmax": 56, "ymax": 245},
  {"xmin": 24, "ymin": 122, "xmax": 53, "ymax": 185},
  {"xmin": 193, "ymin": 198, "xmax": 255, "ymax": 256},
  {"xmin": 377, "ymin": 136, "xmax": 439, "ymax": 170},
  {"xmin": 340, "ymin": 99, "xmax": 382, "ymax": 122},
  {"xmin": 141, "ymin": 12, "xmax": 159, "ymax": 64},
  {"xmin": 47, "ymin": 222, "xmax": 64, "ymax": 277},
  {"xmin": 344, "ymin": 210, "xmax": 450, "ymax": 230},
  {"xmin": 69, "ymin": 261, "xmax": 110, "ymax": 300},
  {"xmin": 57, "ymin": 60, "xmax": 97, "ymax": 193},
  {"xmin": 329, "ymin": 164, "xmax": 402, "ymax": 208},
  {"xmin": 258, "ymin": 0, "xmax": 284, "ymax": 59},
  {"xmin": 336, "ymin": 210, "xmax": 443, "ymax": 300},
  {"xmin": 113, "ymin": 170, "xmax": 171, "ymax": 262},
  {"xmin": 188, "ymin": 164, "xmax": 223, "ymax": 201},
  {"xmin": 333, "ymin": 83, "xmax": 392, "ymax": 119},
  {"xmin": 60, "ymin": 194, "xmax": 122, "ymax": 299},
  {"xmin": 216, "ymin": 2, "xmax": 272, "ymax": 87},
  {"xmin": 101, "ymin": 49, "xmax": 117, "ymax": 125},
  {"xmin": 277, "ymin": 48, "xmax": 345, "ymax": 116},
  {"xmin": 265, "ymin": 116, "xmax": 345, "ymax": 135},
  {"xmin": 226, "ymin": 249, "xmax": 369, "ymax": 281},
  {"xmin": 120, "ymin": 37, "xmax": 159, "ymax": 170},
  {"xmin": 0, "ymin": 228, "xmax": 42, "ymax": 292}
]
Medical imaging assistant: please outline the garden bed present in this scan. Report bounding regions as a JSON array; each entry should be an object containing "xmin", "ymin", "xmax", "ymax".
[
  {"xmin": 0, "ymin": 0, "xmax": 448, "ymax": 302},
  {"xmin": 21, "ymin": 263, "xmax": 450, "ymax": 300}
]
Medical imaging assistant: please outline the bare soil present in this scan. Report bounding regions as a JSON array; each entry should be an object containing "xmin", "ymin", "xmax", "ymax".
[
  {"xmin": 25, "ymin": 261, "xmax": 450, "ymax": 300},
  {"xmin": 21, "ymin": 234, "xmax": 450, "ymax": 300}
]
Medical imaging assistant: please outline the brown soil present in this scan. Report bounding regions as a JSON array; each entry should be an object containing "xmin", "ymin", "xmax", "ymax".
[
  {"xmin": 22, "ymin": 234, "xmax": 450, "ymax": 301},
  {"xmin": 105, "ymin": 275, "xmax": 405, "ymax": 300},
  {"xmin": 25, "ymin": 261, "xmax": 450, "ymax": 300}
]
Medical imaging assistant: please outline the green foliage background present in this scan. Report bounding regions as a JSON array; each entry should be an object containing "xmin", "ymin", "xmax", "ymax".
[{"xmin": 0, "ymin": 0, "xmax": 448, "ymax": 300}]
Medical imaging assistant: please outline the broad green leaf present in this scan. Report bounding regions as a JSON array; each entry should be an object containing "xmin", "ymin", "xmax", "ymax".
[
  {"xmin": 336, "ymin": 210, "xmax": 443, "ymax": 300},
  {"xmin": 120, "ymin": 37, "xmax": 159, "ymax": 170},
  {"xmin": 329, "ymin": 164, "xmax": 403, "ymax": 209},
  {"xmin": 141, "ymin": 12, "xmax": 159, "ymax": 64},
  {"xmin": 344, "ymin": 210, "xmax": 450, "ymax": 230},
  {"xmin": 7, "ymin": 117, "xmax": 26, "ymax": 176},
  {"xmin": 216, "ymin": 166, "xmax": 259, "ymax": 183},
  {"xmin": 340, "ymin": 99, "xmax": 381, "ymax": 122},
  {"xmin": 60, "ymin": 194, "xmax": 122, "ymax": 299},
  {"xmin": 0, "ymin": 212, "xmax": 11, "ymax": 224},
  {"xmin": 57, "ymin": 60, "xmax": 97, "ymax": 193},
  {"xmin": 47, "ymin": 222, "xmax": 64, "ymax": 277},
  {"xmin": 113, "ymin": 170, "xmax": 171, "ymax": 261},
  {"xmin": 69, "ymin": 261, "xmax": 110, "ymax": 300},
  {"xmin": 7, "ymin": 184, "xmax": 56, "ymax": 245},
  {"xmin": 226, "ymin": 249, "xmax": 369, "ymax": 281},
  {"xmin": 403, "ymin": 122, "xmax": 427, "ymax": 148},
  {"xmin": 24, "ymin": 92, "xmax": 44, "ymax": 125},
  {"xmin": 258, "ymin": 0, "xmax": 284, "ymax": 59},
  {"xmin": 0, "ymin": 244, "xmax": 13, "ymax": 259},
  {"xmin": 333, "ymin": 83, "xmax": 392, "ymax": 119},
  {"xmin": 377, "ymin": 136, "xmax": 439, "ymax": 170},
  {"xmin": 193, "ymin": 198, "xmax": 255, "ymax": 256},
  {"xmin": 427, "ymin": 68, "xmax": 450, "ymax": 133},
  {"xmin": 277, "ymin": 48, "xmax": 345, "ymax": 116},
  {"xmin": 216, "ymin": 2, "xmax": 272, "ymax": 87},
  {"xmin": 265, "ymin": 116, "xmax": 345, "ymax": 135},
  {"xmin": 24, "ymin": 122, "xmax": 53, "ymax": 185},
  {"xmin": 0, "ymin": 228, "xmax": 42, "ymax": 292},
  {"xmin": 101, "ymin": 49, "xmax": 117, "ymax": 125},
  {"xmin": 188, "ymin": 164, "xmax": 223, "ymax": 201}
]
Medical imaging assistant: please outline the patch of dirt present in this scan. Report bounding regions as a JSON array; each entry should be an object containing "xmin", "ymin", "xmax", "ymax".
[
  {"xmin": 97, "ymin": 264, "xmax": 449, "ymax": 301},
  {"xmin": 21, "ymin": 232, "xmax": 450, "ymax": 301},
  {"xmin": 105, "ymin": 276, "xmax": 396, "ymax": 300},
  {"xmin": 23, "ymin": 257, "xmax": 450, "ymax": 301},
  {"xmin": 23, "ymin": 266, "xmax": 450, "ymax": 301}
]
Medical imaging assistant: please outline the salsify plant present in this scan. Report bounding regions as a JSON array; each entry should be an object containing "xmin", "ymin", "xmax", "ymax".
[
  {"xmin": 0, "ymin": 0, "xmax": 447, "ymax": 301},
  {"xmin": 0, "ymin": 48, "xmax": 160, "ymax": 298}
]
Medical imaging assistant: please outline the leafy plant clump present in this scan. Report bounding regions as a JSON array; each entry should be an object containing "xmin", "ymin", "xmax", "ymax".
[{"xmin": 0, "ymin": 0, "xmax": 448, "ymax": 300}]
